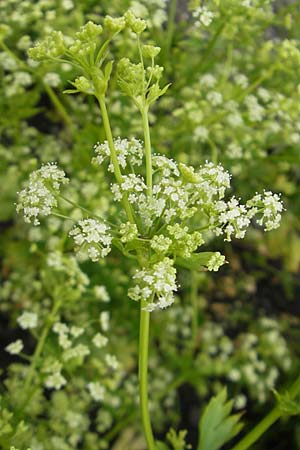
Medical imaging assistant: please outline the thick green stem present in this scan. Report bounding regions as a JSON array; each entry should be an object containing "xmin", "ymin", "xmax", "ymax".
[
  {"xmin": 141, "ymin": 107, "xmax": 153, "ymax": 196},
  {"xmin": 97, "ymin": 95, "xmax": 135, "ymax": 223},
  {"xmin": 231, "ymin": 376, "xmax": 300, "ymax": 450},
  {"xmin": 139, "ymin": 301, "xmax": 156, "ymax": 450}
]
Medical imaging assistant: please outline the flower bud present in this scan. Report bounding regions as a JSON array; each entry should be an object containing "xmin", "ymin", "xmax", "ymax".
[
  {"xmin": 75, "ymin": 21, "xmax": 103, "ymax": 41},
  {"xmin": 142, "ymin": 45, "xmax": 161, "ymax": 59},
  {"xmin": 104, "ymin": 15, "xmax": 126, "ymax": 33},
  {"xmin": 125, "ymin": 11, "xmax": 146, "ymax": 34}
]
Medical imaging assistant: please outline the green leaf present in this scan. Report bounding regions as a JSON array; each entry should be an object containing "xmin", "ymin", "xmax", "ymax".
[
  {"xmin": 104, "ymin": 60, "xmax": 114, "ymax": 81},
  {"xmin": 63, "ymin": 89, "xmax": 79, "ymax": 94},
  {"xmin": 273, "ymin": 390, "xmax": 300, "ymax": 416},
  {"xmin": 198, "ymin": 388, "xmax": 243, "ymax": 450},
  {"xmin": 176, "ymin": 252, "xmax": 215, "ymax": 271},
  {"xmin": 159, "ymin": 83, "xmax": 171, "ymax": 97}
]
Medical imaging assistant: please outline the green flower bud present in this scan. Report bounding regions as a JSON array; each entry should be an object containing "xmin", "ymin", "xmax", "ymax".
[
  {"xmin": 75, "ymin": 21, "xmax": 103, "ymax": 41},
  {"xmin": 125, "ymin": 10, "xmax": 146, "ymax": 34},
  {"xmin": 120, "ymin": 222, "xmax": 138, "ymax": 243},
  {"xmin": 207, "ymin": 252, "xmax": 226, "ymax": 272},
  {"xmin": 147, "ymin": 64, "xmax": 164, "ymax": 80},
  {"xmin": 142, "ymin": 45, "xmax": 161, "ymax": 59},
  {"xmin": 104, "ymin": 15, "xmax": 126, "ymax": 34},
  {"xmin": 28, "ymin": 31, "xmax": 65, "ymax": 61},
  {"xmin": 73, "ymin": 76, "xmax": 94, "ymax": 94},
  {"xmin": 179, "ymin": 163, "xmax": 201, "ymax": 183}
]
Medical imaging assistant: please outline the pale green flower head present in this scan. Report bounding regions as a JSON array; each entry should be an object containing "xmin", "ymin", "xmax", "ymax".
[
  {"xmin": 125, "ymin": 10, "xmax": 147, "ymax": 34},
  {"xmin": 104, "ymin": 15, "xmax": 126, "ymax": 34},
  {"xmin": 28, "ymin": 31, "xmax": 65, "ymax": 61},
  {"xmin": 142, "ymin": 44, "xmax": 161, "ymax": 59},
  {"xmin": 75, "ymin": 21, "xmax": 103, "ymax": 41}
]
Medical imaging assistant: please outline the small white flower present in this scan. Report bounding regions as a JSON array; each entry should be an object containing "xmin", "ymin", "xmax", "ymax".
[
  {"xmin": 92, "ymin": 332, "xmax": 108, "ymax": 348},
  {"xmin": 70, "ymin": 326, "xmax": 84, "ymax": 338},
  {"xmin": 53, "ymin": 322, "xmax": 69, "ymax": 335},
  {"xmin": 235, "ymin": 394, "xmax": 247, "ymax": 409},
  {"xmin": 69, "ymin": 219, "xmax": 112, "ymax": 262},
  {"xmin": 100, "ymin": 311, "xmax": 110, "ymax": 331},
  {"xmin": 93, "ymin": 137, "xmax": 143, "ymax": 171},
  {"xmin": 207, "ymin": 252, "xmax": 225, "ymax": 272},
  {"xmin": 5, "ymin": 339, "xmax": 23, "ymax": 355},
  {"xmin": 43, "ymin": 72, "xmax": 61, "ymax": 87},
  {"xmin": 16, "ymin": 163, "xmax": 69, "ymax": 226},
  {"xmin": 128, "ymin": 258, "xmax": 177, "ymax": 312},
  {"xmin": 17, "ymin": 311, "xmax": 38, "ymax": 329},
  {"xmin": 94, "ymin": 285, "xmax": 110, "ymax": 302},
  {"xmin": 45, "ymin": 372, "xmax": 67, "ymax": 390},
  {"xmin": 105, "ymin": 354, "xmax": 119, "ymax": 370},
  {"xmin": 193, "ymin": 6, "xmax": 215, "ymax": 27},
  {"xmin": 63, "ymin": 344, "xmax": 90, "ymax": 362},
  {"xmin": 87, "ymin": 382, "xmax": 106, "ymax": 401}
]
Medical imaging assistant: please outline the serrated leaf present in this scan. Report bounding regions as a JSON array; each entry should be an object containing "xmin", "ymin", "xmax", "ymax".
[
  {"xmin": 176, "ymin": 252, "xmax": 214, "ymax": 271},
  {"xmin": 198, "ymin": 389, "xmax": 243, "ymax": 450}
]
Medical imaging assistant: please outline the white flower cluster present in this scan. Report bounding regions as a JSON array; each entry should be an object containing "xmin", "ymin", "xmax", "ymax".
[
  {"xmin": 207, "ymin": 252, "xmax": 226, "ymax": 271},
  {"xmin": 192, "ymin": 6, "xmax": 215, "ymax": 27},
  {"xmin": 53, "ymin": 322, "xmax": 84, "ymax": 350},
  {"xmin": 208, "ymin": 190, "xmax": 283, "ymax": 241},
  {"xmin": 69, "ymin": 219, "xmax": 112, "ymax": 261},
  {"xmin": 5, "ymin": 339, "xmax": 23, "ymax": 355},
  {"xmin": 247, "ymin": 191, "xmax": 284, "ymax": 231},
  {"xmin": 94, "ymin": 285, "xmax": 110, "ymax": 302},
  {"xmin": 152, "ymin": 155, "xmax": 179, "ymax": 177},
  {"xmin": 128, "ymin": 257, "xmax": 177, "ymax": 312},
  {"xmin": 87, "ymin": 381, "xmax": 106, "ymax": 402},
  {"xmin": 16, "ymin": 163, "xmax": 69, "ymax": 225},
  {"xmin": 93, "ymin": 332, "xmax": 108, "ymax": 348},
  {"xmin": 211, "ymin": 197, "xmax": 252, "ymax": 241},
  {"xmin": 17, "ymin": 311, "xmax": 38, "ymax": 329},
  {"xmin": 43, "ymin": 361, "xmax": 67, "ymax": 390},
  {"xmin": 110, "ymin": 156, "xmax": 283, "ymax": 242},
  {"xmin": 112, "ymin": 174, "xmax": 147, "ymax": 203},
  {"xmin": 93, "ymin": 137, "xmax": 143, "ymax": 172}
]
